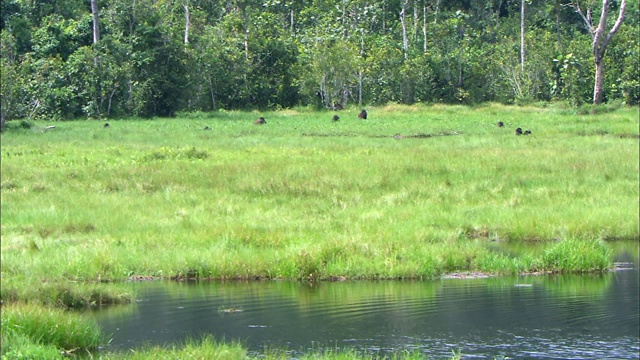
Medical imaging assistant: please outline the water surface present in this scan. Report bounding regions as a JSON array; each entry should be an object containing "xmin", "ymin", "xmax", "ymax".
[{"xmin": 94, "ymin": 262, "xmax": 639, "ymax": 359}]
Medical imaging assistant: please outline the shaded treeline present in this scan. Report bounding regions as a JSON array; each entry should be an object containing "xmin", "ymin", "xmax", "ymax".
[{"xmin": 0, "ymin": 0, "xmax": 638, "ymax": 120}]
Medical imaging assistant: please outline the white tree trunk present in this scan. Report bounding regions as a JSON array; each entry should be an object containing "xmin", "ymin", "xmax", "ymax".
[
  {"xmin": 520, "ymin": 0, "xmax": 525, "ymax": 73},
  {"xmin": 290, "ymin": 9, "xmax": 294, "ymax": 35},
  {"xmin": 423, "ymin": 4, "xmax": 427, "ymax": 53},
  {"xmin": 184, "ymin": 1, "xmax": 190, "ymax": 44},
  {"xmin": 91, "ymin": 0, "xmax": 100, "ymax": 44},
  {"xmin": 400, "ymin": 2, "xmax": 408, "ymax": 60}
]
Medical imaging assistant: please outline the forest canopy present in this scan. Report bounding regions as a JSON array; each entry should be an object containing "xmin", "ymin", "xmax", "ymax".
[{"xmin": 1, "ymin": 0, "xmax": 638, "ymax": 120}]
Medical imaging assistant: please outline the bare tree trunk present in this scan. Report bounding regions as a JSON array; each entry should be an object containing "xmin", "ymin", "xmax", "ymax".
[
  {"xmin": 1, "ymin": 104, "xmax": 5, "ymax": 130},
  {"xmin": 423, "ymin": 3, "xmax": 427, "ymax": 53},
  {"xmin": 184, "ymin": 1, "xmax": 190, "ymax": 44},
  {"xmin": 91, "ymin": 0, "xmax": 101, "ymax": 116},
  {"xmin": 244, "ymin": 29, "xmax": 249, "ymax": 60},
  {"xmin": 91, "ymin": 0, "xmax": 100, "ymax": 44},
  {"xmin": 555, "ymin": 0, "xmax": 562, "ymax": 48},
  {"xmin": 208, "ymin": 77, "xmax": 216, "ymax": 110},
  {"xmin": 520, "ymin": 0, "xmax": 525, "ymax": 73},
  {"xmin": 400, "ymin": 1, "xmax": 408, "ymax": 60},
  {"xmin": 569, "ymin": 0, "xmax": 627, "ymax": 104},
  {"xmin": 594, "ymin": 60, "xmax": 605, "ymax": 104},
  {"xmin": 359, "ymin": 29, "xmax": 364, "ymax": 106},
  {"xmin": 494, "ymin": 0, "xmax": 503, "ymax": 28},
  {"xmin": 413, "ymin": 0, "xmax": 418, "ymax": 40},
  {"xmin": 382, "ymin": 0, "xmax": 386, "ymax": 33}
]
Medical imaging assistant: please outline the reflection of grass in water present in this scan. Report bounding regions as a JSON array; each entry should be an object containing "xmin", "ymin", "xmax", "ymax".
[
  {"xmin": 610, "ymin": 240, "xmax": 640, "ymax": 264},
  {"xmin": 544, "ymin": 272, "xmax": 612, "ymax": 298}
]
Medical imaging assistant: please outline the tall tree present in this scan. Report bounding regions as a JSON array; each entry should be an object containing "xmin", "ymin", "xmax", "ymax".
[{"xmin": 569, "ymin": 0, "xmax": 627, "ymax": 104}]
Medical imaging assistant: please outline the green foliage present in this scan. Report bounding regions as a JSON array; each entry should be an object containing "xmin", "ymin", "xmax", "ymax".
[{"xmin": 0, "ymin": 0, "xmax": 637, "ymax": 119}]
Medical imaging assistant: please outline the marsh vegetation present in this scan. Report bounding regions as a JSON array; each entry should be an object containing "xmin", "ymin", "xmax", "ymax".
[{"xmin": 1, "ymin": 104, "xmax": 638, "ymax": 358}]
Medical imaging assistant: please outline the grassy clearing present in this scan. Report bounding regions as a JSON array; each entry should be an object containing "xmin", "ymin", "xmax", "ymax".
[
  {"xmin": 1, "ymin": 104, "xmax": 637, "ymax": 287},
  {"xmin": 0, "ymin": 103, "xmax": 637, "ymax": 358}
]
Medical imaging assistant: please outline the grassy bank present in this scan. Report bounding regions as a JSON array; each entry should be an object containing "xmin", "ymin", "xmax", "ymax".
[
  {"xmin": 0, "ymin": 304, "xmax": 461, "ymax": 359},
  {"xmin": 1, "ymin": 103, "xmax": 638, "ymax": 357}
]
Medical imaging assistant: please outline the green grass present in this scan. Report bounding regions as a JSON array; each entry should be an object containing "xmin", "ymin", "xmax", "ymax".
[
  {"xmin": 96, "ymin": 336, "xmax": 461, "ymax": 360},
  {"xmin": 1, "ymin": 103, "xmax": 637, "ymax": 359},
  {"xmin": 1, "ymin": 104, "xmax": 637, "ymax": 286},
  {"xmin": 1, "ymin": 318, "xmax": 460, "ymax": 360},
  {"xmin": 1, "ymin": 303, "xmax": 103, "ymax": 358}
]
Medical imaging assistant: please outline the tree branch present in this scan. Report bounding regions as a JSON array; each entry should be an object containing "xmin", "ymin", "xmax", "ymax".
[
  {"xmin": 564, "ymin": 1, "xmax": 595, "ymax": 38},
  {"xmin": 592, "ymin": 0, "xmax": 609, "ymax": 60},
  {"xmin": 605, "ymin": 0, "xmax": 626, "ymax": 44}
]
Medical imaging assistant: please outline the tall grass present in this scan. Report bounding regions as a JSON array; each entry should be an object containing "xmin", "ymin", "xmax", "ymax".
[
  {"xmin": 1, "ymin": 104, "xmax": 637, "ymax": 288},
  {"xmin": 541, "ymin": 238, "xmax": 612, "ymax": 273},
  {"xmin": 95, "ymin": 335, "xmax": 460, "ymax": 360},
  {"xmin": 1, "ymin": 303, "xmax": 103, "ymax": 358}
]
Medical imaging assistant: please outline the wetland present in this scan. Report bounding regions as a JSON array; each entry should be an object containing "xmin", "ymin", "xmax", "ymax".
[{"xmin": 1, "ymin": 104, "xmax": 638, "ymax": 358}]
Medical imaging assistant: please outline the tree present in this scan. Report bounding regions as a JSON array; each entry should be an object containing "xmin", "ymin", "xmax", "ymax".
[{"xmin": 568, "ymin": 0, "xmax": 627, "ymax": 104}]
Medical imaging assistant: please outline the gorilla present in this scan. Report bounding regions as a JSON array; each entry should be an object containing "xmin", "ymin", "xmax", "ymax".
[
  {"xmin": 515, "ymin": 127, "xmax": 523, "ymax": 135},
  {"xmin": 254, "ymin": 117, "xmax": 266, "ymax": 125},
  {"xmin": 358, "ymin": 109, "xmax": 367, "ymax": 120},
  {"xmin": 332, "ymin": 115, "xmax": 340, "ymax": 122}
]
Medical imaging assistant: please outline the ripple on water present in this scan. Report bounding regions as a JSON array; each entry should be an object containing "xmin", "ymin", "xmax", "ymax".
[{"xmin": 94, "ymin": 267, "xmax": 640, "ymax": 359}]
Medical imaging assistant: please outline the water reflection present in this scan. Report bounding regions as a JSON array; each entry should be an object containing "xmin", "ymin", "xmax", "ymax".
[{"xmin": 94, "ymin": 266, "xmax": 639, "ymax": 359}]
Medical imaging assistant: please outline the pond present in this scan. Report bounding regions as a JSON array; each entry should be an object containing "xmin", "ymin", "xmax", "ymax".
[{"xmin": 93, "ymin": 243, "xmax": 639, "ymax": 359}]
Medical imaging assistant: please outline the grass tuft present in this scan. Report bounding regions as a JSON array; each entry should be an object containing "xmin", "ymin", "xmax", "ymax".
[
  {"xmin": 1, "ymin": 303, "xmax": 103, "ymax": 357},
  {"xmin": 541, "ymin": 238, "xmax": 613, "ymax": 273}
]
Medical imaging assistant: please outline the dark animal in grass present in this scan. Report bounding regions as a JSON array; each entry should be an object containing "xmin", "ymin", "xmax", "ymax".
[
  {"xmin": 497, "ymin": 121, "xmax": 504, "ymax": 127},
  {"xmin": 523, "ymin": 130, "xmax": 531, "ymax": 135},
  {"xmin": 254, "ymin": 117, "xmax": 266, "ymax": 125},
  {"xmin": 358, "ymin": 109, "xmax": 367, "ymax": 120},
  {"xmin": 104, "ymin": 123, "xmax": 110, "ymax": 128},
  {"xmin": 333, "ymin": 101, "xmax": 344, "ymax": 110},
  {"xmin": 332, "ymin": 115, "xmax": 340, "ymax": 122},
  {"xmin": 515, "ymin": 127, "xmax": 523, "ymax": 135},
  {"xmin": 203, "ymin": 126, "xmax": 211, "ymax": 130}
]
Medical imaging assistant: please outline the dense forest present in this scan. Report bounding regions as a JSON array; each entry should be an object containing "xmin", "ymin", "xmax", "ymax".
[{"xmin": 1, "ymin": 0, "xmax": 638, "ymax": 120}]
